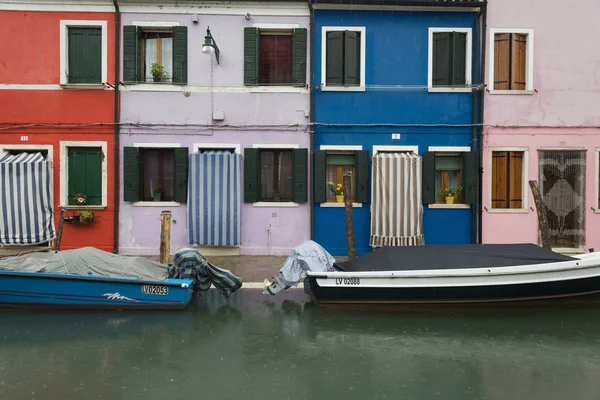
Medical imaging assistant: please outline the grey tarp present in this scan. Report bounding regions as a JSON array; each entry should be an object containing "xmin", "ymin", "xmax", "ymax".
[
  {"xmin": 264, "ymin": 240, "xmax": 335, "ymax": 295},
  {"xmin": 335, "ymin": 243, "xmax": 577, "ymax": 272},
  {"xmin": 0, "ymin": 247, "xmax": 168, "ymax": 281}
]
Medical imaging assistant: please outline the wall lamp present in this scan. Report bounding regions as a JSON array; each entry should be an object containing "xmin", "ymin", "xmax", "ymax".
[{"xmin": 202, "ymin": 27, "xmax": 220, "ymax": 64}]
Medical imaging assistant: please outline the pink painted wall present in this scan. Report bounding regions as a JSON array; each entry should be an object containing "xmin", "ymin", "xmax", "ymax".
[{"xmin": 482, "ymin": 0, "xmax": 600, "ymax": 251}]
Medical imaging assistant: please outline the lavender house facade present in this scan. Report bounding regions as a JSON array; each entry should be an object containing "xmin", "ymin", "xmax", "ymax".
[{"xmin": 118, "ymin": 1, "xmax": 310, "ymax": 256}]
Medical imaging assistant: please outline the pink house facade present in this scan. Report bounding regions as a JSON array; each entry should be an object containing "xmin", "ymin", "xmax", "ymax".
[{"xmin": 482, "ymin": 0, "xmax": 600, "ymax": 253}]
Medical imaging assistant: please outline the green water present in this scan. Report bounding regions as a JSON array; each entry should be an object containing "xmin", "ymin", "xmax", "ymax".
[{"xmin": 1, "ymin": 289, "xmax": 600, "ymax": 400}]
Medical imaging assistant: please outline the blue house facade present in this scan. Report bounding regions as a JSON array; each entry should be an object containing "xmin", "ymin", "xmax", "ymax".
[{"xmin": 311, "ymin": 1, "xmax": 485, "ymax": 256}]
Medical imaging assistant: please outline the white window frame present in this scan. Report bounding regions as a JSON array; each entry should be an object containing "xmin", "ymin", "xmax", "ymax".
[
  {"xmin": 427, "ymin": 28, "xmax": 472, "ymax": 93},
  {"xmin": 488, "ymin": 28, "xmax": 534, "ymax": 95},
  {"xmin": 60, "ymin": 141, "xmax": 108, "ymax": 209},
  {"xmin": 319, "ymin": 144, "xmax": 363, "ymax": 208},
  {"xmin": 595, "ymin": 148, "xmax": 600, "ymax": 214},
  {"xmin": 132, "ymin": 142, "xmax": 182, "ymax": 207},
  {"xmin": 60, "ymin": 20, "xmax": 108, "ymax": 87},
  {"xmin": 487, "ymin": 147, "xmax": 529, "ymax": 213},
  {"xmin": 320, "ymin": 26, "xmax": 366, "ymax": 92},
  {"xmin": 251, "ymin": 144, "xmax": 300, "ymax": 207},
  {"xmin": 427, "ymin": 145, "xmax": 471, "ymax": 209},
  {"xmin": 194, "ymin": 143, "xmax": 241, "ymax": 154}
]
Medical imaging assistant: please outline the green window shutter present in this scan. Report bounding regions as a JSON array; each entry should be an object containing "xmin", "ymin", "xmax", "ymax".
[
  {"xmin": 292, "ymin": 28, "xmax": 307, "ymax": 87},
  {"xmin": 172, "ymin": 26, "xmax": 188, "ymax": 85},
  {"xmin": 244, "ymin": 27, "xmax": 259, "ymax": 86},
  {"xmin": 354, "ymin": 150, "xmax": 370, "ymax": 204},
  {"xmin": 68, "ymin": 27, "xmax": 101, "ymax": 84},
  {"xmin": 123, "ymin": 147, "xmax": 140, "ymax": 202},
  {"xmin": 344, "ymin": 31, "xmax": 361, "ymax": 86},
  {"xmin": 325, "ymin": 31, "xmax": 344, "ymax": 86},
  {"xmin": 173, "ymin": 147, "xmax": 189, "ymax": 203},
  {"xmin": 462, "ymin": 151, "xmax": 478, "ymax": 205},
  {"xmin": 432, "ymin": 32, "xmax": 451, "ymax": 87},
  {"xmin": 68, "ymin": 147, "xmax": 102, "ymax": 205},
  {"xmin": 123, "ymin": 25, "xmax": 141, "ymax": 84},
  {"xmin": 292, "ymin": 148, "xmax": 308, "ymax": 203},
  {"xmin": 422, "ymin": 152, "xmax": 436, "ymax": 204},
  {"xmin": 244, "ymin": 148, "xmax": 259, "ymax": 203},
  {"xmin": 451, "ymin": 32, "xmax": 467, "ymax": 86},
  {"xmin": 313, "ymin": 150, "xmax": 327, "ymax": 203}
]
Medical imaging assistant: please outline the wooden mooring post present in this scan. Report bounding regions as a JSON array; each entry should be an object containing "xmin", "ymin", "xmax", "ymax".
[
  {"xmin": 529, "ymin": 180, "xmax": 551, "ymax": 250},
  {"xmin": 54, "ymin": 208, "xmax": 66, "ymax": 252},
  {"xmin": 160, "ymin": 211, "xmax": 172, "ymax": 264},
  {"xmin": 342, "ymin": 173, "xmax": 356, "ymax": 260}
]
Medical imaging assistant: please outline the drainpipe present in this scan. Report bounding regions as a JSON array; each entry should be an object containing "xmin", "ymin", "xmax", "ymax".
[
  {"xmin": 112, "ymin": 0, "xmax": 121, "ymax": 253},
  {"xmin": 309, "ymin": 0, "xmax": 315, "ymax": 241},
  {"xmin": 471, "ymin": 8, "xmax": 480, "ymax": 244},
  {"xmin": 478, "ymin": 1, "xmax": 488, "ymax": 245}
]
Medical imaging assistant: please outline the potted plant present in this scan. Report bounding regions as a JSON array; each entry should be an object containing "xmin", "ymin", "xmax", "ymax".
[
  {"xmin": 440, "ymin": 186, "xmax": 463, "ymax": 204},
  {"xmin": 328, "ymin": 181, "xmax": 344, "ymax": 203},
  {"xmin": 153, "ymin": 185, "xmax": 163, "ymax": 201},
  {"xmin": 151, "ymin": 63, "xmax": 165, "ymax": 82},
  {"xmin": 73, "ymin": 193, "xmax": 87, "ymax": 206},
  {"xmin": 78, "ymin": 210, "xmax": 94, "ymax": 224},
  {"xmin": 273, "ymin": 190, "xmax": 281, "ymax": 202}
]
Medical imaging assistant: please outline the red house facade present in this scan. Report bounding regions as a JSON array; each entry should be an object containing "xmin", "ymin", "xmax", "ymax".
[{"xmin": 0, "ymin": 1, "xmax": 118, "ymax": 252}]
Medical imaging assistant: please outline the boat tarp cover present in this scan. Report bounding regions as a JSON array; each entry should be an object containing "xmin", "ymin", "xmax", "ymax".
[
  {"xmin": 0, "ymin": 247, "xmax": 168, "ymax": 280},
  {"xmin": 334, "ymin": 243, "xmax": 578, "ymax": 272}
]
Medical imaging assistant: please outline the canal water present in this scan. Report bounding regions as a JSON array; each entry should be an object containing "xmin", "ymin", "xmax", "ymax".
[{"xmin": 1, "ymin": 288, "xmax": 600, "ymax": 400}]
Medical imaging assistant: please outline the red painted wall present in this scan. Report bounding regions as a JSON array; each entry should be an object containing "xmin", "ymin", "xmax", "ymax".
[{"xmin": 0, "ymin": 11, "xmax": 117, "ymax": 252}]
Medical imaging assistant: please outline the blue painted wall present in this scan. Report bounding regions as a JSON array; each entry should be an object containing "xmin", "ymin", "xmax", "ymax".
[{"xmin": 313, "ymin": 10, "xmax": 480, "ymax": 256}]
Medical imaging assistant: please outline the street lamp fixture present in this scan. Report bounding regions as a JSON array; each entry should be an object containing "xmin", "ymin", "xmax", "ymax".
[{"xmin": 202, "ymin": 27, "xmax": 220, "ymax": 64}]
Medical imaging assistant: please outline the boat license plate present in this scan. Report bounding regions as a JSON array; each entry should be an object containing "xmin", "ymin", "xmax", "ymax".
[{"xmin": 141, "ymin": 285, "xmax": 169, "ymax": 295}]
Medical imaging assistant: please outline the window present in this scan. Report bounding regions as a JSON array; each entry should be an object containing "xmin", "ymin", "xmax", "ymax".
[
  {"xmin": 428, "ymin": 28, "xmax": 472, "ymax": 88},
  {"xmin": 123, "ymin": 25, "xmax": 187, "ymax": 85},
  {"xmin": 422, "ymin": 149, "xmax": 476, "ymax": 206},
  {"xmin": 313, "ymin": 148, "xmax": 370, "ymax": 204},
  {"xmin": 434, "ymin": 153, "xmax": 464, "ymax": 204},
  {"xmin": 123, "ymin": 146, "xmax": 189, "ymax": 203},
  {"xmin": 489, "ymin": 29, "xmax": 533, "ymax": 92},
  {"xmin": 243, "ymin": 148, "xmax": 308, "ymax": 203},
  {"xmin": 244, "ymin": 27, "xmax": 307, "ymax": 87},
  {"xmin": 60, "ymin": 21, "xmax": 107, "ymax": 85},
  {"xmin": 60, "ymin": 142, "xmax": 107, "ymax": 208},
  {"xmin": 322, "ymin": 27, "xmax": 365, "ymax": 88},
  {"xmin": 326, "ymin": 153, "xmax": 355, "ymax": 201},
  {"xmin": 491, "ymin": 151, "xmax": 524, "ymax": 209}
]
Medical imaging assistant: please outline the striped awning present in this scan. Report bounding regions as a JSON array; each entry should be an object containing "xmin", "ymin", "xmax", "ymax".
[
  {"xmin": 188, "ymin": 151, "xmax": 241, "ymax": 246},
  {"xmin": 370, "ymin": 152, "xmax": 424, "ymax": 247},
  {"xmin": 0, "ymin": 151, "xmax": 56, "ymax": 245}
]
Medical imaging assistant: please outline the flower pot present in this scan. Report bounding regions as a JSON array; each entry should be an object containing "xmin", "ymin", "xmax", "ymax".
[
  {"xmin": 336, "ymin": 195, "xmax": 344, "ymax": 203},
  {"xmin": 445, "ymin": 196, "xmax": 455, "ymax": 204},
  {"xmin": 153, "ymin": 76, "xmax": 162, "ymax": 82},
  {"xmin": 153, "ymin": 193, "xmax": 162, "ymax": 201}
]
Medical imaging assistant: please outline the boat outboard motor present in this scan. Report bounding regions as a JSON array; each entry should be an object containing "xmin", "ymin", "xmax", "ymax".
[{"xmin": 263, "ymin": 240, "xmax": 335, "ymax": 295}]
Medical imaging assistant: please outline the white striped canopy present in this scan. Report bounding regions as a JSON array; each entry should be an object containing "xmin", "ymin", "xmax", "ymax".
[
  {"xmin": 370, "ymin": 152, "xmax": 424, "ymax": 247},
  {"xmin": 0, "ymin": 151, "xmax": 56, "ymax": 245}
]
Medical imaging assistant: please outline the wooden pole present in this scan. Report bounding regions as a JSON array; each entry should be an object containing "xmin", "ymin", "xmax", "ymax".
[
  {"xmin": 529, "ymin": 180, "xmax": 551, "ymax": 250},
  {"xmin": 54, "ymin": 208, "xmax": 66, "ymax": 252},
  {"xmin": 160, "ymin": 211, "xmax": 171, "ymax": 264},
  {"xmin": 342, "ymin": 173, "xmax": 356, "ymax": 260}
]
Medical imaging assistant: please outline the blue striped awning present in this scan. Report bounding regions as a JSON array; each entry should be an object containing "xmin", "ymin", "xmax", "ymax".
[
  {"xmin": 188, "ymin": 151, "xmax": 241, "ymax": 246},
  {"xmin": 0, "ymin": 151, "xmax": 56, "ymax": 245}
]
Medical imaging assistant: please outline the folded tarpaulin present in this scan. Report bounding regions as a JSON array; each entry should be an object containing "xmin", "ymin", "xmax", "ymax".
[
  {"xmin": 0, "ymin": 151, "xmax": 56, "ymax": 245},
  {"xmin": 168, "ymin": 247, "xmax": 242, "ymax": 298}
]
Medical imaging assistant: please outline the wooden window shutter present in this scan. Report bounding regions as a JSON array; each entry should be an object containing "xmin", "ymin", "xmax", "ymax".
[
  {"xmin": 344, "ymin": 31, "xmax": 361, "ymax": 86},
  {"xmin": 244, "ymin": 27, "xmax": 259, "ymax": 86},
  {"xmin": 173, "ymin": 147, "xmax": 189, "ymax": 203},
  {"xmin": 326, "ymin": 31, "xmax": 344, "ymax": 85},
  {"xmin": 432, "ymin": 33, "xmax": 451, "ymax": 86},
  {"xmin": 491, "ymin": 151, "xmax": 508, "ymax": 208},
  {"xmin": 354, "ymin": 150, "xmax": 370, "ymax": 204},
  {"xmin": 292, "ymin": 28, "xmax": 307, "ymax": 87},
  {"xmin": 509, "ymin": 151, "xmax": 523, "ymax": 208},
  {"xmin": 462, "ymin": 152, "xmax": 478, "ymax": 205},
  {"xmin": 68, "ymin": 147, "xmax": 102, "ymax": 205},
  {"xmin": 313, "ymin": 150, "xmax": 327, "ymax": 203},
  {"xmin": 511, "ymin": 34, "xmax": 527, "ymax": 90},
  {"xmin": 123, "ymin": 25, "xmax": 141, "ymax": 84},
  {"xmin": 451, "ymin": 32, "xmax": 467, "ymax": 85},
  {"xmin": 292, "ymin": 148, "xmax": 308, "ymax": 203},
  {"xmin": 494, "ymin": 33, "xmax": 510, "ymax": 90},
  {"xmin": 123, "ymin": 147, "xmax": 140, "ymax": 202},
  {"xmin": 243, "ymin": 148, "xmax": 259, "ymax": 203},
  {"xmin": 422, "ymin": 152, "xmax": 435, "ymax": 204},
  {"xmin": 68, "ymin": 27, "xmax": 102, "ymax": 84},
  {"xmin": 172, "ymin": 26, "xmax": 188, "ymax": 85}
]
